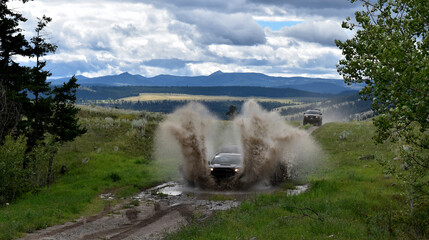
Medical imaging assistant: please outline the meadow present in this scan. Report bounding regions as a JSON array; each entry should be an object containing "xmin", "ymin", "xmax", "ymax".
[
  {"xmin": 0, "ymin": 106, "xmax": 416, "ymax": 239},
  {"xmin": 166, "ymin": 122, "xmax": 411, "ymax": 239},
  {"xmin": 119, "ymin": 93, "xmax": 300, "ymax": 104},
  {"xmin": 0, "ymin": 106, "xmax": 178, "ymax": 240}
]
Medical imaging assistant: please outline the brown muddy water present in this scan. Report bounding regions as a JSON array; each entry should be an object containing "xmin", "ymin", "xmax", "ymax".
[
  {"xmin": 19, "ymin": 101, "xmax": 318, "ymax": 240},
  {"xmin": 155, "ymin": 100, "xmax": 321, "ymax": 190}
]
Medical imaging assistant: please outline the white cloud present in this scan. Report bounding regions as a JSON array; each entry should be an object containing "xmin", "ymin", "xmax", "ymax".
[
  {"xmin": 173, "ymin": 10, "xmax": 266, "ymax": 45},
  {"xmin": 6, "ymin": 0, "xmax": 357, "ymax": 79},
  {"xmin": 278, "ymin": 20, "xmax": 348, "ymax": 46}
]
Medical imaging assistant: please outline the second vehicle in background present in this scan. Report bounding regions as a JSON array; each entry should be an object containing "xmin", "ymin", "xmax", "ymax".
[{"xmin": 303, "ymin": 109, "xmax": 323, "ymax": 126}]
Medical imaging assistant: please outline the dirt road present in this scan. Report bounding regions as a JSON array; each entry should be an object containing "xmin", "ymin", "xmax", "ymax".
[
  {"xmin": 19, "ymin": 125, "xmax": 316, "ymax": 240},
  {"xmin": 19, "ymin": 181, "xmax": 307, "ymax": 240}
]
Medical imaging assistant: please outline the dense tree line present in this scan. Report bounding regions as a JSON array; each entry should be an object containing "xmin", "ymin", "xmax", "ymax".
[
  {"xmin": 76, "ymin": 86, "xmax": 342, "ymax": 101},
  {"xmin": 0, "ymin": 1, "xmax": 84, "ymax": 204},
  {"xmin": 96, "ymin": 100, "xmax": 290, "ymax": 120}
]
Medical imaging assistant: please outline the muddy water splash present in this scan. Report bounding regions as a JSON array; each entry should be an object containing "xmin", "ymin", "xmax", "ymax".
[
  {"xmin": 235, "ymin": 100, "xmax": 315, "ymax": 186},
  {"xmin": 156, "ymin": 102, "xmax": 216, "ymax": 188},
  {"xmin": 155, "ymin": 100, "xmax": 321, "ymax": 189}
]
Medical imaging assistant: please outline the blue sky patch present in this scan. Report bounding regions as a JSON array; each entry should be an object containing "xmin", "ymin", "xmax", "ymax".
[{"xmin": 256, "ymin": 21, "xmax": 303, "ymax": 31}]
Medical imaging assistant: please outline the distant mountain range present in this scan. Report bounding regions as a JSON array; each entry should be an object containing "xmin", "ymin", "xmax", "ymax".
[{"xmin": 51, "ymin": 71, "xmax": 360, "ymax": 94}]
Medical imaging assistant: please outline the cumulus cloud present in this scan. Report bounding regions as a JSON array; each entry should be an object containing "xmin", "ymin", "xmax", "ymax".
[
  {"xmin": 278, "ymin": 20, "xmax": 348, "ymax": 46},
  {"xmin": 248, "ymin": 0, "xmax": 353, "ymax": 9},
  {"xmin": 173, "ymin": 10, "xmax": 266, "ymax": 46},
  {"xmin": 144, "ymin": 0, "xmax": 250, "ymax": 13},
  {"xmin": 112, "ymin": 24, "xmax": 138, "ymax": 36},
  {"xmin": 143, "ymin": 58, "xmax": 194, "ymax": 69},
  {"xmin": 6, "ymin": 0, "xmax": 358, "ymax": 79}
]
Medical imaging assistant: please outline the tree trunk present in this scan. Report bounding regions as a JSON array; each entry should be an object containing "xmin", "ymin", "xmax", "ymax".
[{"xmin": 47, "ymin": 150, "xmax": 56, "ymax": 189}]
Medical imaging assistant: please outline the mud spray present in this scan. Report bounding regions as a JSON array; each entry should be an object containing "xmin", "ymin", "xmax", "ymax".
[{"xmin": 155, "ymin": 100, "xmax": 321, "ymax": 190}]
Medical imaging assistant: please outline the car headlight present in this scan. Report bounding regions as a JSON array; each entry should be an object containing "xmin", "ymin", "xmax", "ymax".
[
  {"xmin": 210, "ymin": 168, "xmax": 214, "ymax": 171},
  {"xmin": 234, "ymin": 168, "xmax": 239, "ymax": 172}
]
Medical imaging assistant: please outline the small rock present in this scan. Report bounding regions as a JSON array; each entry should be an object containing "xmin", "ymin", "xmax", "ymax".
[
  {"xmin": 328, "ymin": 234, "xmax": 335, "ymax": 238},
  {"xmin": 250, "ymin": 237, "xmax": 258, "ymax": 240},
  {"xmin": 338, "ymin": 130, "xmax": 351, "ymax": 141},
  {"xmin": 100, "ymin": 193, "xmax": 115, "ymax": 200},
  {"xmin": 82, "ymin": 158, "xmax": 89, "ymax": 164},
  {"xmin": 391, "ymin": 183, "xmax": 397, "ymax": 186},
  {"xmin": 363, "ymin": 165, "xmax": 369, "ymax": 168}
]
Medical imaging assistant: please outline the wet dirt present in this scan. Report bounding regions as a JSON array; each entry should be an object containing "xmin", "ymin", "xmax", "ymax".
[
  {"xmin": 19, "ymin": 181, "xmax": 309, "ymax": 240},
  {"xmin": 20, "ymin": 105, "xmax": 318, "ymax": 240}
]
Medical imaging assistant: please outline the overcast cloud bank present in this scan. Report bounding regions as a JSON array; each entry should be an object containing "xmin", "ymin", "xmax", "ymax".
[{"xmin": 8, "ymin": 0, "xmax": 361, "ymax": 79}]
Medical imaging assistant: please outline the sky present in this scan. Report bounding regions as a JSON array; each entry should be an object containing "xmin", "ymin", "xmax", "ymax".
[{"xmin": 8, "ymin": 0, "xmax": 362, "ymax": 79}]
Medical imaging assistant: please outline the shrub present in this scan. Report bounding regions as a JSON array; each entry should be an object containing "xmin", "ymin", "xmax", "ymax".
[{"xmin": 0, "ymin": 136, "xmax": 27, "ymax": 204}]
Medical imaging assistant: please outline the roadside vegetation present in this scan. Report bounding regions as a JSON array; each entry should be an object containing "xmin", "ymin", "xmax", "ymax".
[
  {"xmin": 167, "ymin": 122, "xmax": 426, "ymax": 239},
  {"xmin": 0, "ymin": 0, "xmax": 426, "ymax": 239},
  {"xmin": 1, "ymin": 107, "xmax": 425, "ymax": 239},
  {"xmin": 0, "ymin": 106, "xmax": 178, "ymax": 240}
]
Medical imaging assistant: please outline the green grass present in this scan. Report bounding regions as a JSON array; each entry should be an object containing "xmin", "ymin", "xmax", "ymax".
[
  {"xmin": 0, "ymin": 107, "xmax": 178, "ymax": 240},
  {"xmin": 0, "ymin": 112, "xmax": 415, "ymax": 239},
  {"xmin": 166, "ymin": 122, "xmax": 409, "ymax": 239}
]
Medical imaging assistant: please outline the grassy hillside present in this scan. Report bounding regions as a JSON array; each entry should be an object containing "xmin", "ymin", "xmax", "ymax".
[
  {"xmin": 0, "ymin": 106, "xmax": 179, "ymax": 240},
  {"xmin": 166, "ymin": 122, "xmax": 411, "ymax": 239},
  {"xmin": 76, "ymin": 86, "xmax": 338, "ymax": 101},
  {"xmin": 87, "ymin": 99, "xmax": 298, "ymax": 120},
  {"xmin": 0, "ymin": 108, "xmax": 415, "ymax": 239},
  {"xmin": 279, "ymin": 94, "xmax": 373, "ymax": 122},
  {"xmin": 119, "ymin": 93, "xmax": 299, "ymax": 104}
]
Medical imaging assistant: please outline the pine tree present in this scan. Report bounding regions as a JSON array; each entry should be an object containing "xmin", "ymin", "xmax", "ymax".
[
  {"xmin": 0, "ymin": 0, "xmax": 30, "ymax": 141},
  {"xmin": 0, "ymin": 0, "xmax": 86, "ymax": 167}
]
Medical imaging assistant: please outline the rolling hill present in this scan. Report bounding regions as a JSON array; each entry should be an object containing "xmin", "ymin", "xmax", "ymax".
[
  {"xmin": 51, "ymin": 71, "xmax": 360, "ymax": 94},
  {"xmin": 75, "ymin": 86, "xmax": 356, "ymax": 101}
]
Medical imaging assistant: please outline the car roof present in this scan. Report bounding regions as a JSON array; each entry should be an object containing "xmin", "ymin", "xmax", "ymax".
[{"xmin": 305, "ymin": 109, "xmax": 322, "ymax": 113}]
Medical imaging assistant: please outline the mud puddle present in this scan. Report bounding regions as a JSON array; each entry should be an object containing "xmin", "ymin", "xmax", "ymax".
[
  {"xmin": 141, "ymin": 181, "xmax": 308, "ymax": 199},
  {"xmin": 135, "ymin": 180, "xmax": 309, "ymax": 211},
  {"xmin": 20, "ymin": 181, "xmax": 308, "ymax": 240}
]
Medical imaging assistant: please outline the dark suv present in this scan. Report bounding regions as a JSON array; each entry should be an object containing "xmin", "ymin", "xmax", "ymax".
[
  {"xmin": 303, "ymin": 109, "xmax": 322, "ymax": 126},
  {"xmin": 209, "ymin": 146, "xmax": 242, "ymax": 179}
]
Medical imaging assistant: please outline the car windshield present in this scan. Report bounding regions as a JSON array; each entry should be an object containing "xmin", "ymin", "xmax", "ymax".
[
  {"xmin": 211, "ymin": 154, "xmax": 242, "ymax": 165},
  {"xmin": 306, "ymin": 110, "xmax": 321, "ymax": 114}
]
